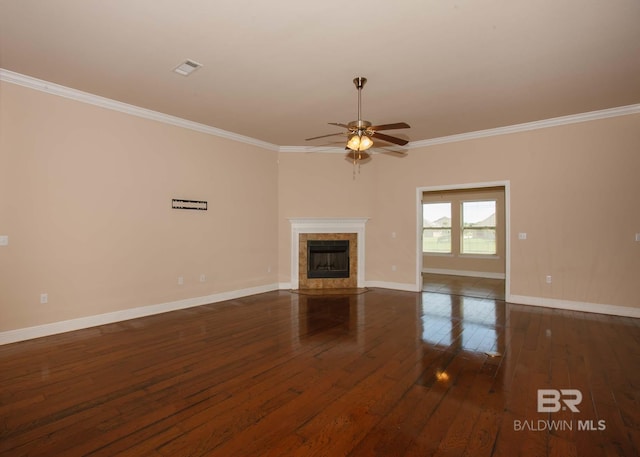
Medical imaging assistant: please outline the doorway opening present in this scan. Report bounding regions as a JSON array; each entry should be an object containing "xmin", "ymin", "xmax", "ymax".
[{"xmin": 416, "ymin": 182, "xmax": 509, "ymax": 300}]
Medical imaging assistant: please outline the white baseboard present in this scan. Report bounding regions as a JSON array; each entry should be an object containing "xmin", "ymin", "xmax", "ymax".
[
  {"xmin": 0, "ymin": 283, "xmax": 280, "ymax": 346},
  {"xmin": 7, "ymin": 285, "xmax": 634, "ymax": 346},
  {"xmin": 365, "ymin": 281, "xmax": 421, "ymax": 292},
  {"xmin": 508, "ymin": 294, "xmax": 640, "ymax": 318},
  {"xmin": 422, "ymin": 268, "xmax": 506, "ymax": 280}
]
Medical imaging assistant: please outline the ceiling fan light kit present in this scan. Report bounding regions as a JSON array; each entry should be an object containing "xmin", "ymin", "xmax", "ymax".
[
  {"xmin": 347, "ymin": 132, "xmax": 373, "ymax": 151},
  {"xmin": 305, "ymin": 76, "xmax": 410, "ymax": 176}
]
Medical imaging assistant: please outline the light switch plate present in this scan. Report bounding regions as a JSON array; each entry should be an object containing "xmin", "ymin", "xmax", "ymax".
[{"xmin": 0, "ymin": 235, "xmax": 8, "ymax": 246}]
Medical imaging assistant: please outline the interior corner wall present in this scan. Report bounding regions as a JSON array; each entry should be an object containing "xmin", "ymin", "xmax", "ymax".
[
  {"xmin": 278, "ymin": 114, "xmax": 640, "ymax": 312},
  {"xmin": 276, "ymin": 152, "xmax": 377, "ymax": 286},
  {"xmin": 0, "ymin": 81, "xmax": 279, "ymax": 332}
]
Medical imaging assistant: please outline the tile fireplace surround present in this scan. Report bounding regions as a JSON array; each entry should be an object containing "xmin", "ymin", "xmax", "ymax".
[{"xmin": 288, "ymin": 218, "xmax": 368, "ymax": 290}]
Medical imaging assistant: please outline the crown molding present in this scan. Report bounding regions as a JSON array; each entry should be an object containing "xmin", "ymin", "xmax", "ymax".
[
  {"xmin": 3, "ymin": 68, "xmax": 638, "ymax": 153},
  {"xmin": 407, "ymin": 103, "xmax": 640, "ymax": 149},
  {"xmin": 278, "ymin": 145, "xmax": 346, "ymax": 154},
  {"xmin": 0, "ymin": 68, "xmax": 279, "ymax": 151},
  {"xmin": 280, "ymin": 103, "xmax": 640, "ymax": 152}
]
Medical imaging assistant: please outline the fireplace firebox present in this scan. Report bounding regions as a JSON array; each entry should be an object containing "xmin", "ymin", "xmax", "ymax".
[{"xmin": 307, "ymin": 240, "xmax": 350, "ymax": 279}]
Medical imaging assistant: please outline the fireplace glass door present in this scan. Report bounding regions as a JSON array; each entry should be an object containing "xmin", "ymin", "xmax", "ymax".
[{"xmin": 307, "ymin": 240, "xmax": 350, "ymax": 279}]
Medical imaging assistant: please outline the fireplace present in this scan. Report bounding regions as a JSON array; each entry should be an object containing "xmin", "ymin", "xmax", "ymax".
[
  {"xmin": 307, "ymin": 240, "xmax": 350, "ymax": 279},
  {"xmin": 289, "ymin": 218, "xmax": 368, "ymax": 289},
  {"xmin": 297, "ymin": 233, "xmax": 357, "ymax": 289}
]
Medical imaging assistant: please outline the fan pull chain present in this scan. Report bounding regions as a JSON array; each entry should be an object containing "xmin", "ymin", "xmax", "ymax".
[{"xmin": 351, "ymin": 151, "xmax": 365, "ymax": 179}]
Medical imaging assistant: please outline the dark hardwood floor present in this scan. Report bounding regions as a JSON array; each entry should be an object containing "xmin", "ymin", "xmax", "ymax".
[
  {"xmin": 423, "ymin": 272, "xmax": 505, "ymax": 300},
  {"xmin": 1, "ymin": 288, "xmax": 639, "ymax": 456}
]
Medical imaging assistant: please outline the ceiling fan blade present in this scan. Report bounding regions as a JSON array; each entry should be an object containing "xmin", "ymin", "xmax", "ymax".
[
  {"xmin": 305, "ymin": 132, "xmax": 345, "ymax": 141},
  {"xmin": 372, "ymin": 132, "xmax": 409, "ymax": 146},
  {"xmin": 369, "ymin": 122, "xmax": 410, "ymax": 131},
  {"xmin": 328, "ymin": 122, "xmax": 350, "ymax": 129},
  {"xmin": 370, "ymin": 143, "xmax": 408, "ymax": 155}
]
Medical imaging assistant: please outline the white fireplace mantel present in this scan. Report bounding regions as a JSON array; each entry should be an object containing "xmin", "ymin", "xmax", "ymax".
[{"xmin": 288, "ymin": 218, "xmax": 368, "ymax": 289}]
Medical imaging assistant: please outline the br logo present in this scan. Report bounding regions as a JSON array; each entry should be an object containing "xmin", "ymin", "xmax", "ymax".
[{"xmin": 537, "ymin": 389, "xmax": 582, "ymax": 413}]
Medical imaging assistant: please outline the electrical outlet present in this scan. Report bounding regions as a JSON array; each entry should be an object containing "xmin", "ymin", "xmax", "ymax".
[
  {"xmin": 40, "ymin": 293, "xmax": 48, "ymax": 304},
  {"xmin": 391, "ymin": 265, "xmax": 397, "ymax": 272},
  {"xmin": 0, "ymin": 235, "xmax": 8, "ymax": 246},
  {"xmin": 545, "ymin": 275, "xmax": 552, "ymax": 284},
  {"xmin": 178, "ymin": 276, "xmax": 184, "ymax": 285},
  {"xmin": 518, "ymin": 233, "xmax": 527, "ymax": 240}
]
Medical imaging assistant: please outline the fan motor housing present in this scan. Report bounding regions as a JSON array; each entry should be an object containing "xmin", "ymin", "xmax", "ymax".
[{"xmin": 348, "ymin": 120, "xmax": 371, "ymax": 129}]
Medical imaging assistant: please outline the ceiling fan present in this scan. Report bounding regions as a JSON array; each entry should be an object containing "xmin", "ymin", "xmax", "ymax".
[{"xmin": 305, "ymin": 77, "xmax": 410, "ymax": 165}]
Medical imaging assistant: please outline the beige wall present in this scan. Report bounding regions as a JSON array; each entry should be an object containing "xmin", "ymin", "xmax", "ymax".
[
  {"xmin": 422, "ymin": 187, "xmax": 506, "ymax": 276},
  {"xmin": 2, "ymin": 79, "xmax": 639, "ymax": 335},
  {"xmin": 279, "ymin": 114, "xmax": 640, "ymax": 310},
  {"xmin": 0, "ymin": 81, "xmax": 279, "ymax": 331}
]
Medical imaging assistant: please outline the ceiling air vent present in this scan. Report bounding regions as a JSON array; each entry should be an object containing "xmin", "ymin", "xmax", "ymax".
[{"xmin": 173, "ymin": 59, "xmax": 202, "ymax": 76}]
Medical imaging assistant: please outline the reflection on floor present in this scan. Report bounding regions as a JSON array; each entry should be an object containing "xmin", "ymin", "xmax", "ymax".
[
  {"xmin": 420, "ymin": 292, "xmax": 505, "ymax": 356},
  {"xmin": 423, "ymin": 272, "xmax": 505, "ymax": 300}
]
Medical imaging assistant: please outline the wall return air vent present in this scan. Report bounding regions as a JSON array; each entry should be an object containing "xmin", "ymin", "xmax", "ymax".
[{"xmin": 173, "ymin": 59, "xmax": 202, "ymax": 76}]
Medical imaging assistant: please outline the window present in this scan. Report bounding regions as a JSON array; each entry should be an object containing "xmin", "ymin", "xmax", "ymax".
[
  {"xmin": 423, "ymin": 202, "xmax": 452, "ymax": 253},
  {"xmin": 461, "ymin": 200, "xmax": 496, "ymax": 255}
]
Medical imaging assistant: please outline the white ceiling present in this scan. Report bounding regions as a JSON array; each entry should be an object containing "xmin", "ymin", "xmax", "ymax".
[{"xmin": 1, "ymin": 0, "xmax": 639, "ymax": 148}]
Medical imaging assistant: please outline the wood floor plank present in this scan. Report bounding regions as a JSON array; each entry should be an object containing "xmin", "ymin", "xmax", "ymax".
[
  {"xmin": 1, "ymin": 286, "xmax": 639, "ymax": 456},
  {"xmin": 461, "ymin": 363, "xmax": 506, "ymax": 457},
  {"xmin": 434, "ymin": 354, "xmax": 502, "ymax": 457},
  {"xmin": 402, "ymin": 351, "xmax": 485, "ymax": 456}
]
